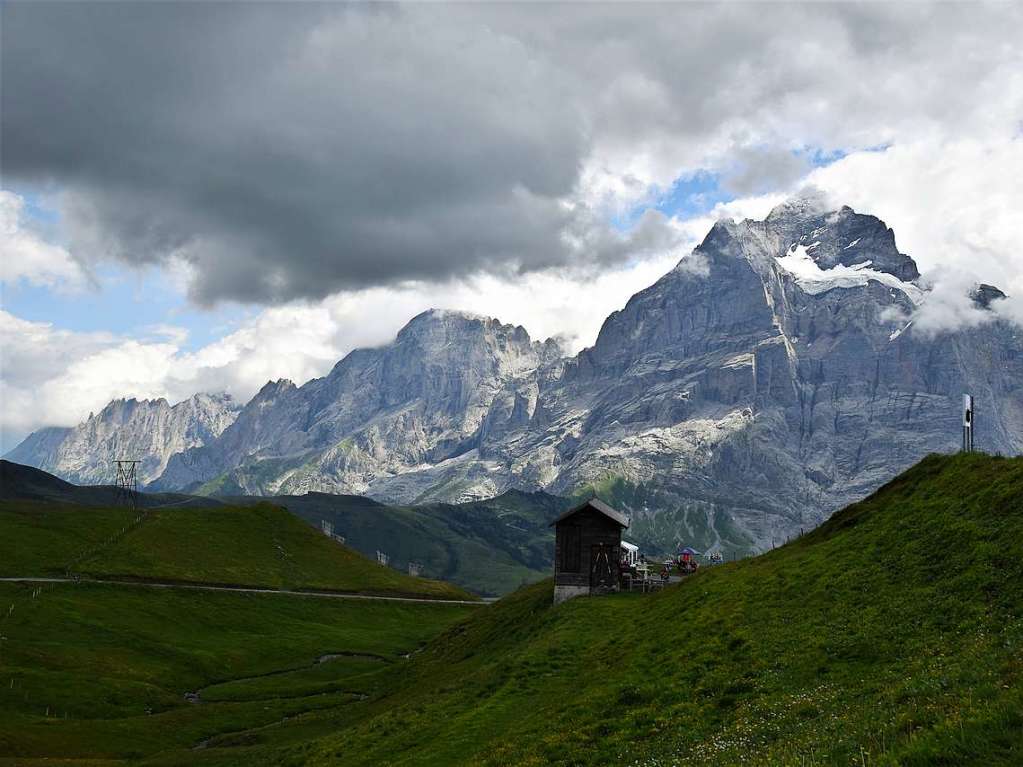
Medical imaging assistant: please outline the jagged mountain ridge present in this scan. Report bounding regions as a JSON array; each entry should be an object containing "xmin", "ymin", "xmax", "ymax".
[
  {"xmin": 151, "ymin": 310, "xmax": 565, "ymax": 495},
  {"xmin": 6, "ymin": 393, "xmax": 241, "ymax": 485},
  {"xmin": 8, "ymin": 199, "xmax": 1023, "ymax": 553}
]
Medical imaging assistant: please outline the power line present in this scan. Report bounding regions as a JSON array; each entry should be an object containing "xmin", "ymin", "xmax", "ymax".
[{"xmin": 113, "ymin": 460, "xmax": 140, "ymax": 511}]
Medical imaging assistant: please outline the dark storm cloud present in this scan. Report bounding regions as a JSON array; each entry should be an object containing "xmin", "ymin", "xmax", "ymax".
[
  {"xmin": 2, "ymin": 2, "xmax": 600, "ymax": 303},
  {"xmin": 719, "ymin": 147, "xmax": 813, "ymax": 197},
  {"xmin": 3, "ymin": 2, "xmax": 1021, "ymax": 304}
]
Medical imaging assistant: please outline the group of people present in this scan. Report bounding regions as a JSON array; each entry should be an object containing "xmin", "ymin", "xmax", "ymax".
[
  {"xmin": 675, "ymin": 556, "xmax": 700, "ymax": 576},
  {"xmin": 619, "ymin": 550, "xmax": 702, "ymax": 585}
]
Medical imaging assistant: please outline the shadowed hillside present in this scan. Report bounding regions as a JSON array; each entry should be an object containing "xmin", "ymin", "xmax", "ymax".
[
  {"xmin": 0, "ymin": 500, "xmax": 473, "ymax": 602},
  {"xmin": 0, "ymin": 459, "xmax": 224, "ymax": 508},
  {"xmin": 250, "ymin": 489, "xmax": 570, "ymax": 597},
  {"xmin": 1, "ymin": 459, "xmax": 564, "ymax": 596},
  {"xmin": 246, "ymin": 453, "xmax": 1023, "ymax": 766}
]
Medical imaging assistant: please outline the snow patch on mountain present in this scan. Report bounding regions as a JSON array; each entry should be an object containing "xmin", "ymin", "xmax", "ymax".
[{"xmin": 775, "ymin": 244, "xmax": 925, "ymax": 304}]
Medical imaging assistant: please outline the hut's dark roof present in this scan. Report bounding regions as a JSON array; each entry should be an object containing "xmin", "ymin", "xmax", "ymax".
[{"xmin": 549, "ymin": 498, "xmax": 629, "ymax": 528}]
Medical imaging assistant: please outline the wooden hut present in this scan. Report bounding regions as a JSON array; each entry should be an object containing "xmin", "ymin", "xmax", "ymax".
[{"xmin": 550, "ymin": 498, "xmax": 629, "ymax": 604}]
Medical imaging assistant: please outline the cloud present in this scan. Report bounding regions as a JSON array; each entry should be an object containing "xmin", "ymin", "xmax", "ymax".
[
  {"xmin": 0, "ymin": 191, "xmax": 86, "ymax": 290},
  {"xmin": 801, "ymin": 138, "xmax": 1023, "ymax": 301},
  {"xmin": 719, "ymin": 147, "xmax": 813, "ymax": 197},
  {"xmin": 3, "ymin": 2, "xmax": 1023, "ymax": 447},
  {"xmin": 5, "ymin": 130, "xmax": 1023, "ymax": 448},
  {"xmin": 908, "ymin": 269, "xmax": 997, "ymax": 337},
  {"xmin": 3, "ymin": 3, "xmax": 1021, "ymax": 303}
]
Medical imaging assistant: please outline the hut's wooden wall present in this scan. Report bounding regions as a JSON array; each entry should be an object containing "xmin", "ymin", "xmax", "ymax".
[{"xmin": 553, "ymin": 508, "xmax": 622, "ymax": 590}]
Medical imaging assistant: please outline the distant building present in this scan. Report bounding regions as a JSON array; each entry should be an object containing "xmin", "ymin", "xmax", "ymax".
[
  {"xmin": 550, "ymin": 498, "xmax": 629, "ymax": 604},
  {"xmin": 621, "ymin": 541, "xmax": 640, "ymax": 568}
]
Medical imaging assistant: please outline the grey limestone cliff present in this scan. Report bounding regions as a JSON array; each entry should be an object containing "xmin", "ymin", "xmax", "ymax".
[{"xmin": 10, "ymin": 200, "xmax": 1023, "ymax": 555}]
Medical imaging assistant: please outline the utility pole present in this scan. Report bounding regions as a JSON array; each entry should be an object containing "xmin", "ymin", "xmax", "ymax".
[{"xmin": 113, "ymin": 460, "xmax": 140, "ymax": 511}]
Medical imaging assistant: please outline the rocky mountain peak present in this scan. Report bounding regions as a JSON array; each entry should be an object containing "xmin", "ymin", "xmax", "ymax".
[
  {"xmin": 252, "ymin": 379, "xmax": 297, "ymax": 400},
  {"xmin": 399, "ymin": 308, "xmax": 532, "ymax": 346},
  {"xmin": 5, "ymin": 388, "xmax": 242, "ymax": 486},
  {"xmin": 764, "ymin": 192, "xmax": 831, "ymax": 226},
  {"xmin": 970, "ymin": 283, "xmax": 1008, "ymax": 309},
  {"xmin": 9, "ymin": 199, "xmax": 1022, "ymax": 558},
  {"xmin": 760, "ymin": 200, "xmax": 920, "ymax": 283}
]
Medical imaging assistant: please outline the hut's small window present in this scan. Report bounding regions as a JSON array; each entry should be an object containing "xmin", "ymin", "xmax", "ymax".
[{"xmin": 562, "ymin": 525, "xmax": 581, "ymax": 572}]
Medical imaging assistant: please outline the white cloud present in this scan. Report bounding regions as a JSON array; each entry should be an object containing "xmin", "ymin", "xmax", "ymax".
[
  {"xmin": 0, "ymin": 191, "xmax": 86, "ymax": 290},
  {"xmin": 7, "ymin": 132, "xmax": 1023, "ymax": 450},
  {"xmin": 6, "ymin": 4, "xmax": 1023, "ymax": 299},
  {"xmin": 907, "ymin": 269, "xmax": 996, "ymax": 337},
  {"xmin": 803, "ymin": 139, "xmax": 1023, "ymax": 297}
]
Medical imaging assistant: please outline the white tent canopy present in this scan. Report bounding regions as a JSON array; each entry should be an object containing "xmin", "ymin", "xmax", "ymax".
[{"xmin": 621, "ymin": 540, "xmax": 639, "ymax": 566}]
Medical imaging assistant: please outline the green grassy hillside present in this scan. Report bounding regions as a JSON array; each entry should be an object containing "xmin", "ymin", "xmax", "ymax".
[
  {"xmin": 0, "ymin": 582, "xmax": 472, "ymax": 763},
  {"xmin": 0, "ymin": 459, "xmax": 225, "ymax": 508},
  {"xmin": 216, "ymin": 452, "xmax": 1022, "ymax": 767},
  {"xmin": 0, "ymin": 490, "xmax": 477, "ymax": 764},
  {"xmin": 3, "ymin": 453, "xmax": 1021, "ymax": 766},
  {"xmin": 0, "ymin": 459, "xmax": 552, "ymax": 596},
  {"xmin": 242, "ymin": 489, "xmax": 569, "ymax": 596},
  {"xmin": 0, "ymin": 501, "xmax": 473, "ymax": 600}
]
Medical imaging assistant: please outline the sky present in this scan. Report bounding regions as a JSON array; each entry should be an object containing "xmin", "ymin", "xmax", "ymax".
[{"xmin": 2, "ymin": 2, "xmax": 1023, "ymax": 453}]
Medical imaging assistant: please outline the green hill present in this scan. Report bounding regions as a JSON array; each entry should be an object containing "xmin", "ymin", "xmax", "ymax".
[
  {"xmin": 235, "ymin": 452, "xmax": 1022, "ymax": 766},
  {"xmin": 0, "ymin": 500, "xmax": 473, "ymax": 601},
  {"xmin": 236, "ymin": 489, "xmax": 570, "ymax": 597},
  {"xmin": 0, "ymin": 459, "xmax": 226, "ymax": 508},
  {"xmin": 1, "ymin": 458, "xmax": 565, "ymax": 596},
  {"xmin": 0, "ymin": 582, "xmax": 473, "ymax": 763},
  {"xmin": 0, "ymin": 484, "xmax": 477, "ymax": 762},
  {"xmin": 3, "ymin": 453, "xmax": 1022, "ymax": 766}
]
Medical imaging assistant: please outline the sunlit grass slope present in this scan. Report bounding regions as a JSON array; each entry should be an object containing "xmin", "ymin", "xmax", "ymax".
[
  {"xmin": 254, "ymin": 452, "xmax": 1023, "ymax": 767},
  {"xmin": 0, "ymin": 582, "xmax": 472, "ymax": 763},
  {"xmin": 0, "ymin": 501, "xmax": 474, "ymax": 600}
]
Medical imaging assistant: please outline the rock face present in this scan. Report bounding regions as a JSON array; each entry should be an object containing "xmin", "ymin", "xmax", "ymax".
[
  {"xmin": 151, "ymin": 311, "xmax": 565, "ymax": 498},
  {"xmin": 6, "ymin": 393, "xmax": 240, "ymax": 485},
  {"xmin": 9, "ymin": 200, "xmax": 1023, "ymax": 554}
]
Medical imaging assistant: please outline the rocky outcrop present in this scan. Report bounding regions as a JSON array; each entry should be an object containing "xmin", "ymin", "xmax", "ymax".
[
  {"xmin": 151, "ymin": 310, "xmax": 565, "ymax": 497},
  {"xmin": 6, "ymin": 393, "xmax": 240, "ymax": 485}
]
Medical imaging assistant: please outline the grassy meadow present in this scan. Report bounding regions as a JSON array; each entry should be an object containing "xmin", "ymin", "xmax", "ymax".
[
  {"xmin": 231, "ymin": 452, "xmax": 1022, "ymax": 767},
  {"xmin": 0, "ymin": 500, "xmax": 473, "ymax": 600},
  {"xmin": 0, "ymin": 582, "xmax": 471, "ymax": 763},
  {"xmin": 2, "ymin": 453, "xmax": 1022, "ymax": 765}
]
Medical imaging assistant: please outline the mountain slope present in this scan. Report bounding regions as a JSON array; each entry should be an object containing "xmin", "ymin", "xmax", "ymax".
[
  {"xmin": 10, "ymin": 199, "xmax": 1023, "ymax": 555},
  {"xmin": 259, "ymin": 452, "xmax": 1023, "ymax": 767},
  {"xmin": 0, "ymin": 496, "xmax": 473, "ymax": 600},
  {"xmin": 4, "ymin": 393, "xmax": 241, "ymax": 485},
  {"xmin": 515, "ymin": 200, "xmax": 1023, "ymax": 553},
  {"xmin": 168, "ymin": 200, "xmax": 1020, "ymax": 554},
  {"xmin": 0, "ymin": 458, "xmax": 223, "ymax": 508},
  {"xmin": 0, "ymin": 460, "xmax": 556, "ymax": 597},
  {"xmin": 243, "ymin": 488, "xmax": 570, "ymax": 596},
  {"xmin": 152, "ymin": 310, "xmax": 564, "ymax": 497},
  {"xmin": 1, "ymin": 458, "xmax": 558, "ymax": 596}
]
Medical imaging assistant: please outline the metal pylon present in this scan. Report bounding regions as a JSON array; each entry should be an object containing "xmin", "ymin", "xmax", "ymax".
[{"xmin": 113, "ymin": 460, "xmax": 140, "ymax": 511}]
